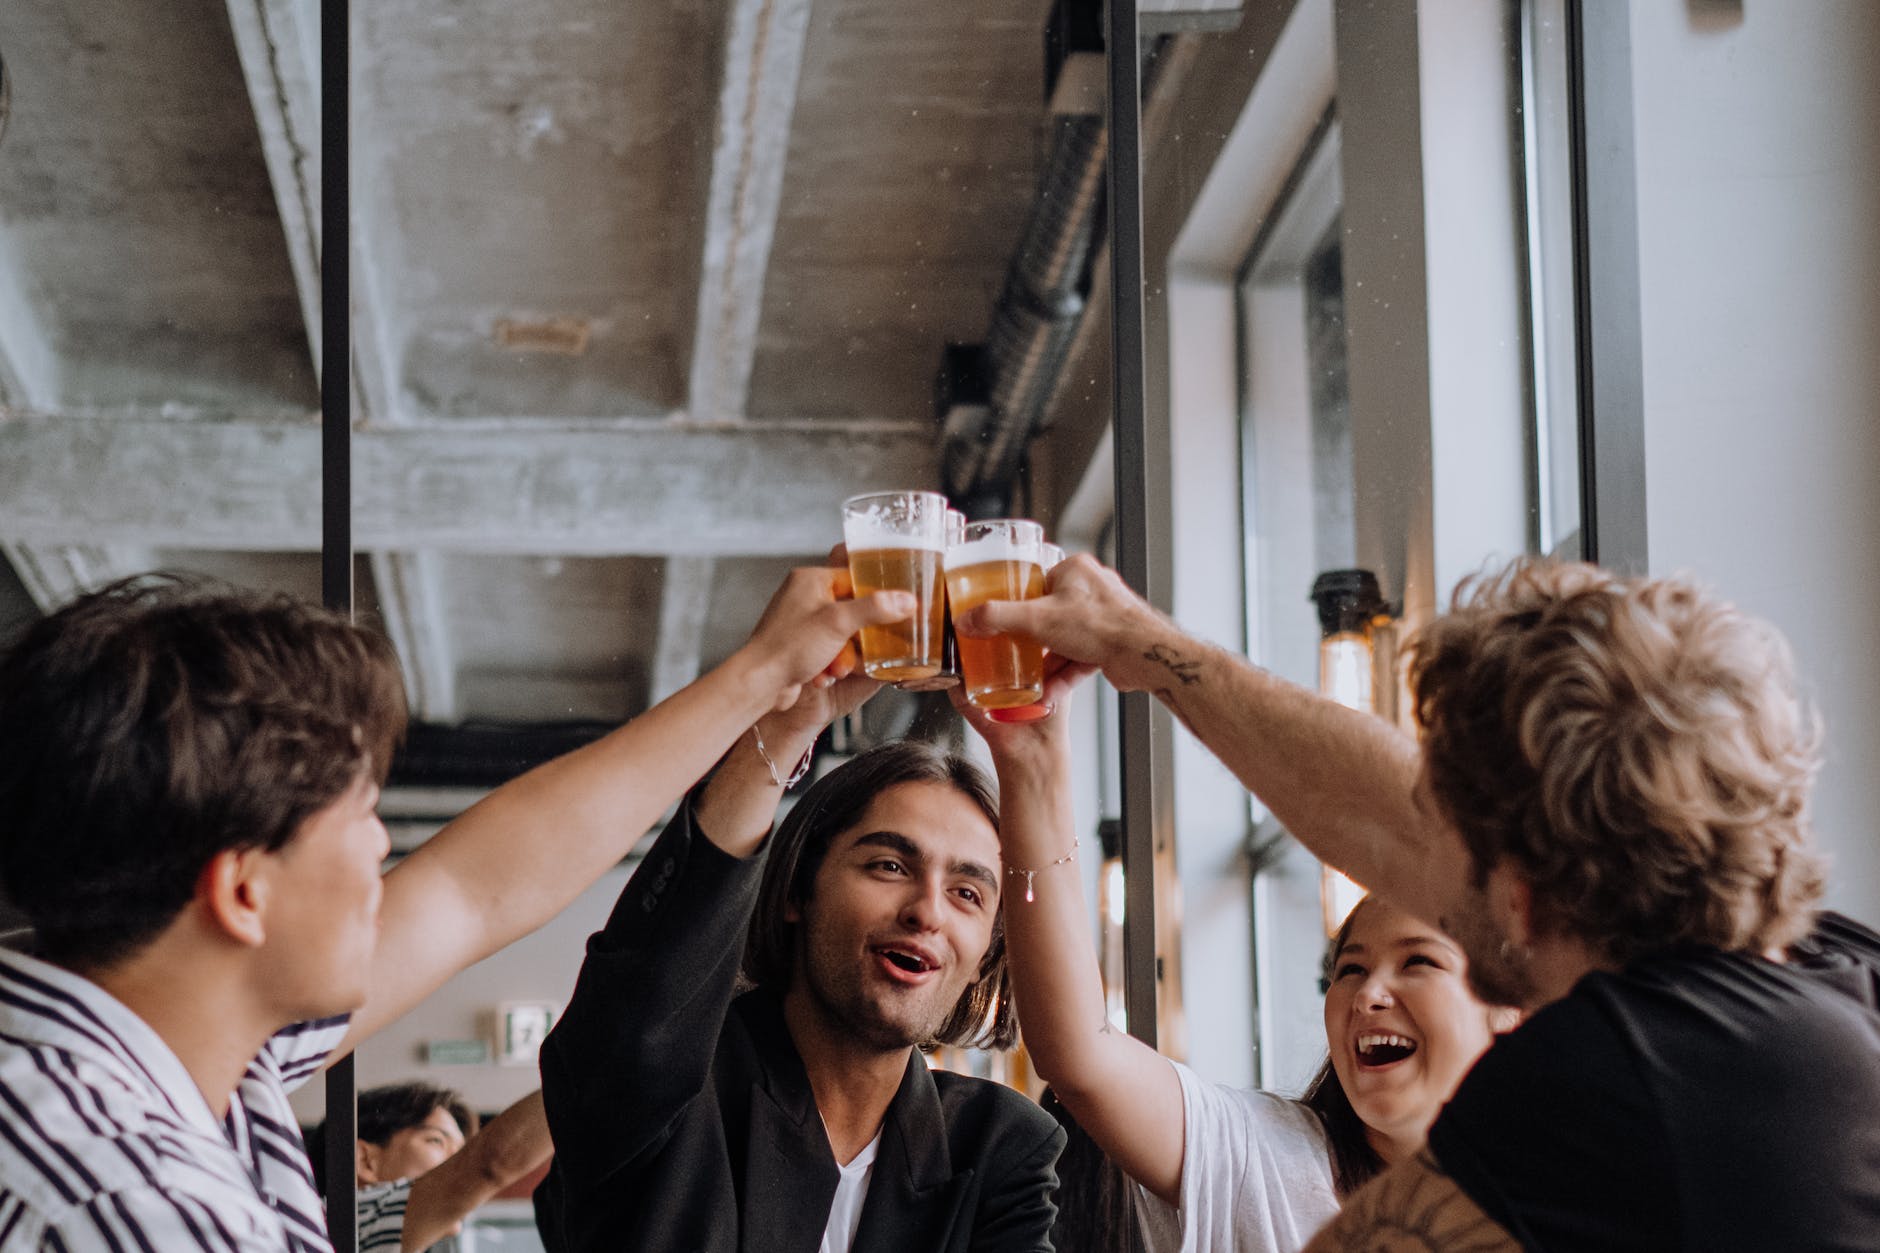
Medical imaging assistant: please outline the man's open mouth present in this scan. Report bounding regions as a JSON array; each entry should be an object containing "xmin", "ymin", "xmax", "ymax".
[
  {"xmin": 1355, "ymin": 1032, "xmax": 1418, "ymax": 1067},
  {"xmin": 874, "ymin": 946, "xmax": 938, "ymax": 978}
]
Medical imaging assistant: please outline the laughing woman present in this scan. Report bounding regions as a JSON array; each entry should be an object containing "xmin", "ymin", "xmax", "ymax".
[{"xmin": 964, "ymin": 671, "xmax": 1516, "ymax": 1252}]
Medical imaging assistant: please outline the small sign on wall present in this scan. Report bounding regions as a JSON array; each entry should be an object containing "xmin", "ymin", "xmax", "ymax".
[
  {"xmin": 424, "ymin": 1038, "xmax": 492, "ymax": 1066},
  {"xmin": 496, "ymin": 1001, "xmax": 559, "ymax": 1066}
]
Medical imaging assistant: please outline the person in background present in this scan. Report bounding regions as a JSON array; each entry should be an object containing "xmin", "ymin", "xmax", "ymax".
[
  {"xmin": 0, "ymin": 567, "xmax": 903, "ymax": 1251},
  {"xmin": 345, "ymin": 1082, "xmax": 551, "ymax": 1253},
  {"xmin": 953, "ymin": 671, "xmax": 1516, "ymax": 1252},
  {"xmin": 957, "ymin": 555, "xmax": 1880, "ymax": 1251}
]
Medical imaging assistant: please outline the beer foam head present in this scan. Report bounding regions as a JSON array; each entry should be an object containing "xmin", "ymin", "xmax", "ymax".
[
  {"xmin": 844, "ymin": 513, "xmax": 945, "ymax": 552},
  {"xmin": 945, "ymin": 534, "xmax": 1044, "ymax": 569},
  {"xmin": 842, "ymin": 491, "xmax": 948, "ymax": 551}
]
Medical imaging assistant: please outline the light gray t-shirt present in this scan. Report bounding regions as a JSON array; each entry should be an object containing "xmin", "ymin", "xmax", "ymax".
[{"xmin": 1133, "ymin": 1060, "xmax": 1340, "ymax": 1253}]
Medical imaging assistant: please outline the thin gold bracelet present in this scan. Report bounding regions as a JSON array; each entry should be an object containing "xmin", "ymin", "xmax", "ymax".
[{"xmin": 1005, "ymin": 836, "xmax": 1079, "ymax": 903}]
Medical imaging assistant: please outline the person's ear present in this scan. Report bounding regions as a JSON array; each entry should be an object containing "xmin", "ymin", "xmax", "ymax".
[
  {"xmin": 1485, "ymin": 864, "xmax": 1536, "ymax": 949},
  {"xmin": 197, "ymin": 848, "xmax": 269, "ymax": 948},
  {"xmin": 355, "ymin": 1138, "xmax": 381, "ymax": 1184},
  {"xmin": 1487, "ymin": 1005, "xmax": 1523, "ymax": 1034}
]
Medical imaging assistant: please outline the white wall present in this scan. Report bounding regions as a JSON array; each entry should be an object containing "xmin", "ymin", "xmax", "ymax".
[
  {"xmin": 291, "ymin": 866, "xmax": 631, "ymax": 1125},
  {"xmin": 1629, "ymin": 1, "xmax": 1880, "ymax": 924}
]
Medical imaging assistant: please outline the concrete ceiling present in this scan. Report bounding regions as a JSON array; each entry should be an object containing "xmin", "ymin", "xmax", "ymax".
[{"xmin": 0, "ymin": 0, "xmax": 1058, "ymax": 769}]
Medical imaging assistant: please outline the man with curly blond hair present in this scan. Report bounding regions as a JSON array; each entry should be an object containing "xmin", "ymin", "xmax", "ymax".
[{"xmin": 962, "ymin": 554, "xmax": 1880, "ymax": 1251}]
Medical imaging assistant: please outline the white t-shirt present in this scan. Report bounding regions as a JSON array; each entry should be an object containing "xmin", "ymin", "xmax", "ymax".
[
  {"xmin": 1133, "ymin": 1060, "xmax": 1340, "ymax": 1253},
  {"xmin": 819, "ymin": 1128, "xmax": 884, "ymax": 1253}
]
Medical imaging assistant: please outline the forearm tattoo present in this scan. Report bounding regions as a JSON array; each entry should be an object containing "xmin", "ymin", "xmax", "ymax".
[
  {"xmin": 1303, "ymin": 1151, "xmax": 1520, "ymax": 1253},
  {"xmin": 1142, "ymin": 643, "xmax": 1207, "ymax": 738},
  {"xmin": 1142, "ymin": 643, "xmax": 1204, "ymax": 687}
]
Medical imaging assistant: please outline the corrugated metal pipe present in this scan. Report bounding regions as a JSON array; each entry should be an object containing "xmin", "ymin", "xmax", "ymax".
[{"xmin": 941, "ymin": 45, "xmax": 1108, "ymax": 517}]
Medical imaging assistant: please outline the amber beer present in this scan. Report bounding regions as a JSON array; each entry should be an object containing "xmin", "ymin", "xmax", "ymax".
[
  {"xmin": 843, "ymin": 492, "xmax": 949, "ymax": 682},
  {"xmin": 945, "ymin": 520, "xmax": 1047, "ymax": 709}
]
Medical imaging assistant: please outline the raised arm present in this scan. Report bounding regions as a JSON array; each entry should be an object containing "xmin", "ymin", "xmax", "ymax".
[
  {"xmin": 338, "ymin": 566, "xmax": 912, "ymax": 1054},
  {"xmin": 958, "ymin": 670, "xmax": 1185, "ymax": 1204},
  {"xmin": 536, "ymin": 672, "xmax": 875, "ymax": 1198},
  {"xmin": 401, "ymin": 1090, "xmax": 551, "ymax": 1253},
  {"xmin": 956, "ymin": 556, "xmax": 1456, "ymax": 929}
]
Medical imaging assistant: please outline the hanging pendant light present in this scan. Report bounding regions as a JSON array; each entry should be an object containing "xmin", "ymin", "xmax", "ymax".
[{"xmin": 1309, "ymin": 569, "xmax": 1398, "ymax": 936}]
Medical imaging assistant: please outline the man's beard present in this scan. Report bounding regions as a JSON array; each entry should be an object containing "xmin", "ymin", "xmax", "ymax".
[
  {"xmin": 796, "ymin": 926, "xmax": 965, "ymax": 1052},
  {"xmin": 1442, "ymin": 888, "xmax": 1543, "ymax": 1011}
]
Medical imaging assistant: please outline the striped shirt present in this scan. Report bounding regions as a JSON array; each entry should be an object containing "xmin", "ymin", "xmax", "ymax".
[
  {"xmin": 0, "ymin": 947, "xmax": 347, "ymax": 1251},
  {"xmin": 356, "ymin": 1181, "xmax": 461, "ymax": 1253}
]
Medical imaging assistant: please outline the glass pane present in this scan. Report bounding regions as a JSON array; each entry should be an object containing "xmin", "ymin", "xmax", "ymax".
[{"xmin": 1522, "ymin": 0, "xmax": 1584, "ymax": 558}]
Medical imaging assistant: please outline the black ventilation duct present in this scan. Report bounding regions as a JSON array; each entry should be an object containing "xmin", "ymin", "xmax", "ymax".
[{"xmin": 939, "ymin": 0, "xmax": 1108, "ymax": 517}]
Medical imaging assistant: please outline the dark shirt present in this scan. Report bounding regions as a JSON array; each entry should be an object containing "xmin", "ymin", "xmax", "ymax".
[
  {"xmin": 533, "ymin": 796, "xmax": 1064, "ymax": 1253},
  {"xmin": 1430, "ymin": 913, "xmax": 1880, "ymax": 1252}
]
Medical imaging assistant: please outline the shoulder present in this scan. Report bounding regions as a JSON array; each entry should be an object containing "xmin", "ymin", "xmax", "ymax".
[
  {"xmin": 0, "ymin": 1042, "xmax": 203, "ymax": 1207},
  {"xmin": 358, "ymin": 1179, "xmax": 414, "ymax": 1251},
  {"xmin": 1164, "ymin": 1059, "xmax": 1332, "ymax": 1160},
  {"xmin": 3, "ymin": 1178, "xmax": 285, "ymax": 1251},
  {"xmin": 1588, "ymin": 946, "xmax": 1880, "ymax": 1082},
  {"xmin": 931, "ymin": 1071, "xmax": 1064, "ymax": 1162},
  {"xmin": 1302, "ymin": 1150, "xmax": 1521, "ymax": 1252},
  {"xmin": 255, "ymin": 1014, "xmax": 350, "ymax": 1092}
]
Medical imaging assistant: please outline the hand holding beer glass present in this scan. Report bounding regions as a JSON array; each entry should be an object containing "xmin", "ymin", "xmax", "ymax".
[
  {"xmin": 945, "ymin": 519, "xmax": 1048, "ymax": 710},
  {"xmin": 842, "ymin": 491, "xmax": 948, "ymax": 683}
]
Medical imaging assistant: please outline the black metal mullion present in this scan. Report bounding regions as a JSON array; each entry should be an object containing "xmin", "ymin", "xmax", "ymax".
[
  {"xmin": 319, "ymin": 0, "xmax": 355, "ymax": 1248},
  {"xmin": 1106, "ymin": 0, "xmax": 1159, "ymax": 1050}
]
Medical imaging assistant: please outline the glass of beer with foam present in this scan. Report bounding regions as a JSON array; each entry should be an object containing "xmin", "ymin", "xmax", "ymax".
[
  {"xmin": 945, "ymin": 519, "xmax": 1047, "ymax": 709},
  {"xmin": 842, "ymin": 491, "xmax": 949, "ymax": 682}
]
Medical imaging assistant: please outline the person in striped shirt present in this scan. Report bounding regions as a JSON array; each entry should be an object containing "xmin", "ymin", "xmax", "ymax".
[
  {"xmin": 0, "ymin": 569, "xmax": 911, "ymax": 1251},
  {"xmin": 345, "ymin": 1083, "xmax": 550, "ymax": 1253}
]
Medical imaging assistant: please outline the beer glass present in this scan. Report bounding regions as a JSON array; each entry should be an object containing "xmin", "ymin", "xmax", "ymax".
[
  {"xmin": 842, "ymin": 491, "xmax": 948, "ymax": 682},
  {"xmin": 896, "ymin": 509, "xmax": 966, "ymax": 691},
  {"xmin": 984, "ymin": 542, "xmax": 1064, "ymax": 722},
  {"xmin": 945, "ymin": 519, "xmax": 1046, "ymax": 709}
]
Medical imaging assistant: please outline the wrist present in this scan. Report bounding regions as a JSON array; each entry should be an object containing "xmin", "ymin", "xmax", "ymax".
[
  {"xmin": 728, "ymin": 640, "xmax": 797, "ymax": 712},
  {"xmin": 1110, "ymin": 613, "xmax": 1198, "ymax": 693},
  {"xmin": 752, "ymin": 707, "xmax": 819, "ymax": 767}
]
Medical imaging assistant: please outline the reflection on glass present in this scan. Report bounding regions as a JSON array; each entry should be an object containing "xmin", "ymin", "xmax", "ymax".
[{"xmin": 1522, "ymin": 0, "xmax": 1584, "ymax": 557}]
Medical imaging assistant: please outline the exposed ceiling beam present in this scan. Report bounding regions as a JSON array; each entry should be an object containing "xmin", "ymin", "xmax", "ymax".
[
  {"xmin": 649, "ymin": 557, "xmax": 717, "ymax": 705},
  {"xmin": 686, "ymin": 0, "xmax": 814, "ymax": 420},
  {"xmin": 0, "ymin": 228, "xmax": 58, "ymax": 413},
  {"xmin": 224, "ymin": 0, "xmax": 322, "ymax": 368},
  {"xmin": 0, "ymin": 544, "xmax": 150, "ymax": 612},
  {"xmin": 368, "ymin": 551, "xmax": 459, "ymax": 723},
  {"xmin": 0, "ymin": 414, "xmax": 937, "ymax": 555},
  {"xmin": 0, "ymin": 229, "xmax": 121, "ymax": 618},
  {"xmin": 226, "ymin": 0, "xmax": 401, "ymax": 422}
]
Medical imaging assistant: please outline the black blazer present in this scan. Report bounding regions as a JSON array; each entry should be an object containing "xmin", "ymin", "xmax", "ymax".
[{"xmin": 535, "ymin": 799, "xmax": 1065, "ymax": 1253}]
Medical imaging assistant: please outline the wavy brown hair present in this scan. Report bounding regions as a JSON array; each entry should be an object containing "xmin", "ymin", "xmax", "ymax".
[
  {"xmin": 1410, "ymin": 558, "xmax": 1824, "ymax": 964},
  {"xmin": 0, "ymin": 575, "xmax": 406, "ymax": 969},
  {"xmin": 742, "ymin": 739, "xmax": 1016, "ymax": 1050}
]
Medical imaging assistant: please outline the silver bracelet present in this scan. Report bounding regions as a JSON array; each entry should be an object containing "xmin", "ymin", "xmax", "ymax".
[
  {"xmin": 1006, "ymin": 836, "xmax": 1079, "ymax": 903},
  {"xmin": 750, "ymin": 723, "xmax": 814, "ymax": 790}
]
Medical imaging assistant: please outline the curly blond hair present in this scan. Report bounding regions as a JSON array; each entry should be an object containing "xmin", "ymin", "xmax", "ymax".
[{"xmin": 1410, "ymin": 559, "xmax": 1824, "ymax": 964}]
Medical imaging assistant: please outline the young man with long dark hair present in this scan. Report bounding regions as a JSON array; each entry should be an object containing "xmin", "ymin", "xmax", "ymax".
[{"xmin": 534, "ymin": 705, "xmax": 1065, "ymax": 1252}]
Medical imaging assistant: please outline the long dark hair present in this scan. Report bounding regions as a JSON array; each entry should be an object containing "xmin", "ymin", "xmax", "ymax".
[
  {"xmin": 740, "ymin": 739, "xmax": 1016, "ymax": 1049},
  {"xmin": 1300, "ymin": 899, "xmax": 1385, "ymax": 1197}
]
